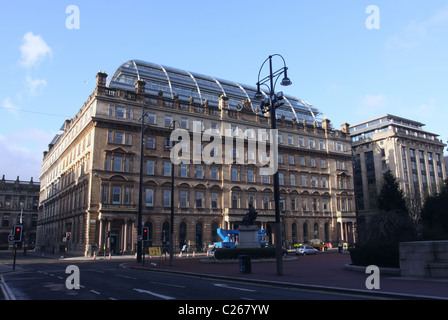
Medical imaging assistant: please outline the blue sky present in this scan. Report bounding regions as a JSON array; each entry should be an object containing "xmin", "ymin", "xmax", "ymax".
[{"xmin": 1, "ymin": 0, "xmax": 447, "ymax": 181}]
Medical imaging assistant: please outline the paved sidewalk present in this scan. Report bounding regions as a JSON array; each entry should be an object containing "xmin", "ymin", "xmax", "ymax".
[{"xmin": 124, "ymin": 252, "xmax": 448, "ymax": 300}]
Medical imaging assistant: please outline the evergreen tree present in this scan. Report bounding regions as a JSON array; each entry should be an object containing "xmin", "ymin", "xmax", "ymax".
[
  {"xmin": 351, "ymin": 170, "xmax": 417, "ymax": 268},
  {"xmin": 421, "ymin": 179, "xmax": 448, "ymax": 240},
  {"xmin": 377, "ymin": 169, "xmax": 408, "ymax": 214}
]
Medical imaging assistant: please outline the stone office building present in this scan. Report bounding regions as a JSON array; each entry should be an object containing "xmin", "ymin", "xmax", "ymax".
[
  {"xmin": 0, "ymin": 175, "xmax": 40, "ymax": 250},
  {"xmin": 37, "ymin": 60, "xmax": 356, "ymax": 256},
  {"xmin": 350, "ymin": 114, "xmax": 447, "ymax": 213}
]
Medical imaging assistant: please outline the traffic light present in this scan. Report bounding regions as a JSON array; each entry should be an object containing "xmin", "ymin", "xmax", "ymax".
[
  {"xmin": 66, "ymin": 232, "xmax": 71, "ymax": 242},
  {"xmin": 142, "ymin": 227, "xmax": 149, "ymax": 241},
  {"xmin": 13, "ymin": 225, "xmax": 22, "ymax": 242}
]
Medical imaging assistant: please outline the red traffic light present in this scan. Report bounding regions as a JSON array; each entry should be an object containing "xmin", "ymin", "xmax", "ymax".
[
  {"xmin": 13, "ymin": 225, "xmax": 22, "ymax": 242},
  {"xmin": 142, "ymin": 227, "xmax": 149, "ymax": 241}
]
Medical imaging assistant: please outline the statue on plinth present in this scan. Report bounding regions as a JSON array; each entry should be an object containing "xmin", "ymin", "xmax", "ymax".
[{"xmin": 241, "ymin": 205, "xmax": 258, "ymax": 226}]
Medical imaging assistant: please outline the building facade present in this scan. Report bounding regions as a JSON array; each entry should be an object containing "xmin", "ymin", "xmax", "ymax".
[
  {"xmin": 0, "ymin": 175, "xmax": 40, "ymax": 250},
  {"xmin": 350, "ymin": 114, "xmax": 447, "ymax": 212},
  {"xmin": 37, "ymin": 60, "xmax": 356, "ymax": 256}
]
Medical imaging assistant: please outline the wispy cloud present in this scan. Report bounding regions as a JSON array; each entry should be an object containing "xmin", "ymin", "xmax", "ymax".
[
  {"xmin": 25, "ymin": 76, "xmax": 47, "ymax": 96},
  {"xmin": 0, "ymin": 128, "xmax": 55, "ymax": 181},
  {"xmin": 385, "ymin": 4, "xmax": 448, "ymax": 49},
  {"xmin": 2, "ymin": 98, "xmax": 20, "ymax": 118},
  {"xmin": 19, "ymin": 31, "xmax": 52, "ymax": 68}
]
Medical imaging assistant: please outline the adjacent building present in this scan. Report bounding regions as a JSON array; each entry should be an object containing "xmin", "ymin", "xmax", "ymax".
[
  {"xmin": 350, "ymin": 114, "xmax": 447, "ymax": 213},
  {"xmin": 37, "ymin": 60, "xmax": 356, "ymax": 256},
  {"xmin": 0, "ymin": 175, "xmax": 40, "ymax": 250}
]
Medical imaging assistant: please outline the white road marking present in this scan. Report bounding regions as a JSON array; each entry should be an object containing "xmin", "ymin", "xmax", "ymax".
[
  {"xmin": 213, "ymin": 283, "xmax": 257, "ymax": 292},
  {"xmin": 133, "ymin": 288, "xmax": 176, "ymax": 300}
]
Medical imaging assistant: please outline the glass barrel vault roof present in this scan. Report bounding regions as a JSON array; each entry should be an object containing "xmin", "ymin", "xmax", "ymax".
[{"xmin": 108, "ymin": 60, "xmax": 325, "ymax": 124}]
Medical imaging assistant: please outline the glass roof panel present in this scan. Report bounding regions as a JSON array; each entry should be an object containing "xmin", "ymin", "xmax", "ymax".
[{"xmin": 108, "ymin": 60, "xmax": 326, "ymax": 123}]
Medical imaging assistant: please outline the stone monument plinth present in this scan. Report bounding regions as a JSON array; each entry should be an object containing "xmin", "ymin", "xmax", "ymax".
[{"xmin": 237, "ymin": 225, "xmax": 259, "ymax": 248}]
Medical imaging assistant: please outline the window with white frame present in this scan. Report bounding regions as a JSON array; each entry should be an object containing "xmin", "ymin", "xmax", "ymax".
[
  {"xmin": 163, "ymin": 190, "xmax": 171, "ymax": 207},
  {"xmin": 145, "ymin": 189, "xmax": 154, "ymax": 206}
]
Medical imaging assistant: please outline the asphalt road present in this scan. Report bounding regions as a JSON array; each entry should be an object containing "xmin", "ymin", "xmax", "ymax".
[{"xmin": 0, "ymin": 251, "xmax": 376, "ymax": 302}]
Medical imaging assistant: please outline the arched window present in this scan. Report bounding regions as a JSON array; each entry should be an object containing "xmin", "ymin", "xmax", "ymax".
[
  {"xmin": 196, "ymin": 222, "xmax": 203, "ymax": 252},
  {"xmin": 179, "ymin": 222, "xmax": 187, "ymax": 248},
  {"xmin": 314, "ymin": 223, "xmax": 319, "ymax": 239},
  {"xmin": 303, "ymin": 223, "xmax": 308, "ymax": 242},
  {"xmin": 162, "ymin": 222, "xmax": 170, "ymax": 244},
  {"xmin": 292, "ymin": 223, "xmax": 297, "ymax": 244}
]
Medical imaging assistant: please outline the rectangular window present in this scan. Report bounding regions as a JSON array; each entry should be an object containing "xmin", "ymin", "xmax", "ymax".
[
  {"xmin": 196, "ymin": 165, "xmax": 203, "ymax": 179},
  {"xmin": 116, "ymin": 106, "xmax": 125, "ymax": 118},
  {"xmin": 232, "ymin": 193, "xmax": 239, "ymax": 209},
  {"xmin": 105, "ymin": 155, "xmax": 111, "ymax": 171},
  {"xmin": 247, "ymin": 169, "xmax": 254, "ymax": 183},
  {"xmin": 231, "ymin": 168, "xmax": 238, "ymax": 181},
  {"xmin": 146, "ymin": 160, "xmax": 154, "ymax": 175},
  {"xmin": 279, "ymin": 173, "xmax": 284, "ymax": 185},
  {"xmin": 301, "ymin": 175, "xmax": 307, "ymax": 187},
  {"xmin": 180, "ymin": 190, "xmax": 188, "ymax": 208},
  {"xmin": 280, "ymin": 197, "xmax": 285, "ymax": 211},
  {"xmin": 114, "ymin": 132, "xmax": 124, "ymax": 144},
  {"xmin": 165, "ymin": 115, "xmax": 172, "ymax": 127},
  {"xmin": 124, "ymin": 187, "xmax": 130, "ymax": 204},
  {"xmin": 164, "ymin": 162, "xmax": 171, "ymax": 176},
  {"xmin": 163, "ymin": 190, "xmax": 171, "ymax": 207},
  {"xmin": 102, "ymin": 186, "xmax": 109, "ymax": 204},
  {"xmin": 147, "ymin": 137, "xmax": 155, "ymax": 149},
  {"xmin": 309, "ymin": 139, "xmax": 315, "ymax": 148},
  {"xmin": 263, "ymin": 195, "xmax": 269, "ymax": 209},
  {"xmin": 211, "ymin": 193, "xmax": 218, "ymax": 208},
  {"xmin": 211, "ymin": 167, "xmax": 218, "ymax": 180},
  {"xmin": 112, "ymin": 187, "xmax": 121, "ymax": 205},
  {"xmin": 113, "ymin": 156, "xmax": 122, "ymax": 172},
  {"xmin": 145, "ymin": 189, "xmax": 153, "ymax": 206},
  {"xmin": 180, "ymin": 163, "xmax": 188, "ymax": 177},
  {"xmin": 321, "ymin": 159, "xmax": 326, "ymax": 169},
  {"xmin": 248, "ymin": 194, "xmax": 254, "ymax": 207},
  {"xmin": 196, "ymin": 192, "xmax": 203, "ymax": 208},
  {"xmin": 181, "ymin": 117, "xmax": 188, "ymax": 129},
  {"xmin": 147, "ymin": 113, "xmax": 156, "ymax": 124},
  {"xmin": 289, "ymin": 155, "xmax": 294, "ymax": 165},
  {"xmin": 290, "ymin": 174, "xmax": 295, "ymax": 186}
]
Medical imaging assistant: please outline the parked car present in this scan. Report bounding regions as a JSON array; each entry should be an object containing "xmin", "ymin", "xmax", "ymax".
[{"xmin": 295, "ymin": 245, "xmax": 318, "ymax": 255}]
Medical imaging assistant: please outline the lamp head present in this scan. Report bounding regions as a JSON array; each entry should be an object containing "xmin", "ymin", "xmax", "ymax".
[
  {"xmin": 280, "ymin": 67, "xmax": 292, "ymax": 86},
  {"xmin": 253, "ymin": 83, "xmax": 263, "ymax": 100}
]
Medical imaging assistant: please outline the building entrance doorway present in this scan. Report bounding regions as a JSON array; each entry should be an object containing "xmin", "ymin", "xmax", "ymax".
[{"xmin": 110, "ymin": 233, "xmax": 119, "ymax": 254}]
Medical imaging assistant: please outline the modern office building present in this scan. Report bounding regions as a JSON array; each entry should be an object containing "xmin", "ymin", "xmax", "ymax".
[
  {"xmin": 0, "ymin": 175, "xmax": 40, "ymax": 250},
  {"xmin": 37, "ymin": 60, "xmax": 356, "ymax": 256},
  {"xmin": 350, "ymin": 114, "xmax": 447, "ymax": 212}
]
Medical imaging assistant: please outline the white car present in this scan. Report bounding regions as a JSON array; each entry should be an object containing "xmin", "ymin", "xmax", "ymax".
[{"xmin": 295, "ymin": 245, "xmax": 318, "ymax": 255}]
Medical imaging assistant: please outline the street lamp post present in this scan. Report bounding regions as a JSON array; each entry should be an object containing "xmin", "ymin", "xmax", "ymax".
[
  {"xmin": 136, "ymin": 104, "xmax": 148, "ymax": 263},
  {"xmin": 254, "ymin": 54, "xmax": 292, "ymax": 276},
  {"xmin": 166, "ymin": 120, "xmax": 181, "ymax": 267}
]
